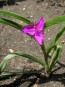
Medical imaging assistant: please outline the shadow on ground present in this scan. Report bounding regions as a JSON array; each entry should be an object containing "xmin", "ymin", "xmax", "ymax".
[
  {"xmin": 0, "ymin": 73, "xmax": 65, "ymax": 87},
  {"xmin": 0, "ymin": 62, "xmax": 65, "ymax": 87},
  {"xmin": 0, "ymin": 0, "xmax": 26, "ymax": 8}
]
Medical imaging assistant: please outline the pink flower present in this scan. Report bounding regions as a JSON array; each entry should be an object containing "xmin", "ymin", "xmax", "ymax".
[{"xmin": 21, "ymin": 17, "xmax": 44, "ymax": 45}]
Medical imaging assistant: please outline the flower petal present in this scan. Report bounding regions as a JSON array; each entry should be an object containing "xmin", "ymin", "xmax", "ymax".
[
  {"xmin": 34, "ymin": 31, "xmax": 44, "ymax": 45},
  {"xmin": 21, "ymin": 24, "xmax": 35, "ymax": 35},
  {"xmin": 35, "ymin": 17, "xmax": 44, "ymax": 31}
]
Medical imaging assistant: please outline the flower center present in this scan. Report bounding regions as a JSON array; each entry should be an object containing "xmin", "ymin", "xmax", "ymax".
[{"xmin": 34, "ymin": 26, "xmax": 37, "ymax": 32}]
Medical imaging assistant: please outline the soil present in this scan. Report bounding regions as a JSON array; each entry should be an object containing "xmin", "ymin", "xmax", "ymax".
[{"xmin": 0, "ymin": 0, "xmax": 65, "ymax": 87}]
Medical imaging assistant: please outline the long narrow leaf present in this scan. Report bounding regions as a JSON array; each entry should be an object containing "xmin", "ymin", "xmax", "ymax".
[
  {"xmin": 0, "ymin": 70, "xmax": 38, "ymax": 78},
  {"xmin": 0, "ymin": 51, "xmax": 45, "ymax": 73},
  {"xmin": 48, "ymin": 45, "xmax": 62, "ymax": 72},
  {"xmin": 47, "ymin": 26, "xmax": 65, "ymax": 55},
  {"xmin": 44, "ymin": 15, "xmax": 65, "ymax": 30},
  {"xmin": 1, "ymin": 10, "xmax": 65, "ymax": 30},
  {"xmin": 0, "ymin": 10, "xmax": 31, "ymax": 24},
  {"xmin": 0, "ymin": 17, "xmax": 22, "ymax": 30}
]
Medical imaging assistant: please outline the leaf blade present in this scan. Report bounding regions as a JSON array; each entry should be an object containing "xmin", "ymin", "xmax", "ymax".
[
  {"xmin": 48, "ymin": 45, "xmax": 62, "ymax": 72},
  {"xmin": 47, "ymin": 26, "xmax": 65, "ymax": 55},
  {"xmin": 44, "ymin": 15, "xmax": 65, "ymax": 30},
  {"xmin": 0, "ymin": 51, "xmax": 45, "ymax": 73},
  {"xmin": 0, "ymin": 10, "xmax": 31, "ymax": 24},
  {"xmin": 0, "ymin": 17, "xmax": 22, "ymax": 30}
]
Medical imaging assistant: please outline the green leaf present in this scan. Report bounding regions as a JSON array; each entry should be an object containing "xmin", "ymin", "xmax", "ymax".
[
  {"xmin": 0, "ymin": 17, "xmax": 22, "ymax": 30},
  {"xmin": 0, "ymin": 70, "xmax": 38, "ymax": 78},
  {"xmin": 0, "ymin": 10, "xmax": 31, "ymax": 24},
  {"xmin": 48, "ymin": 45, "xmax": 62, "ymax": 72},
  {"xmin": 0, "ymin": 51, "xmax": 45, "ymax": 73},
  {"xmin": 1, "ymin": 10, "xmax": 65, "ymax": 29},
  {"xmin": 44, "ymin": 15, "xmax": 65, "ymax": 30},
  {"xmin": 47, "ymin": 26, "xmax": 65, "ymax": 55}
]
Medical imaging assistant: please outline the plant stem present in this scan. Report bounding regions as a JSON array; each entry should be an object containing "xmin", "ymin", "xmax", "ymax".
[{"xmin": 41, "ymin": 42, "xmax": 49, "ymax": 71}]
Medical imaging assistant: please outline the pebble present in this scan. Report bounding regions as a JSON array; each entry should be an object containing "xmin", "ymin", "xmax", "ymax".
[
  {"xmin": 62, "ymin": 40, "xmax": 65, "ymax": 44},
  {"xmin": 22, "ymin": 7, "xmax": 26, "ymax": 10},
  {"xmin": 49, "ymin": 52, "xmax": 52, "ymax": 57},
  {"xmin": 13, "ymin": 77, "xmax": 17, "ymax": 81},
  {"xmin": 9, "ymin": 49, "xmax": 14, "ymax": 53},
  {"xmin": 25, "ymin": 38, "xmax": 29, "ymax": 42},
  {"xmin": 14, "ymin": 41, "xmax": 17, "ymax": 44},
  {"xmin": 27, "ymin": 15, "xmax": 33, "ymax": 19},
  {"xmin": 30, "ymin": 15, "xmax": 33, "ymax": 18},
  {"xmin": 48, "ymin": 29, "xmax": 50, "ymax": 32},
  {"xmin": 13, "ymin": 78, "xmax": 16, "ymax": 81},
  {"xmin": 48, "ymin": 37, "xmax": 51, "ymax": 41},
  {"xmin": 25, "ymin": 39, "xmax": 27, "ymax": 42}
]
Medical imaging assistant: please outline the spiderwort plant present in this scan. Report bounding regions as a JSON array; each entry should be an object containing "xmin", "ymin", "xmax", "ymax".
[
  {"xmin": 0, "ymin": 10, "xmax": 65, "ymax": 78},
  {"xmin": 21, "ymin": 17, "xmax": 62, "ymax": 76}
]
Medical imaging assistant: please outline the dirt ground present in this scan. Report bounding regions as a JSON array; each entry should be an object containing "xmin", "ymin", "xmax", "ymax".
[{"xmin": 0, "ymin": 0, "xmax": 65, "ymax": 87}]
